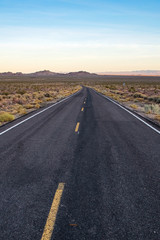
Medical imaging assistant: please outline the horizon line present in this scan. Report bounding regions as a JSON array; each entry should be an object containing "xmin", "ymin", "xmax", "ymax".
[{"xmin": 1, "ymin": 69, "xmax": 160, "ymax": 77}]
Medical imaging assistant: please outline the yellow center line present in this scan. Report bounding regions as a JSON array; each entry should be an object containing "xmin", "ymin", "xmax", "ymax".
[
  {"xmin": 75, "ymin": 122, "xmax": 80, "ymax": 132},
  {"xmin": 41, "ymin": 183, "xmax": 65, "ymax": 240},
  {"xmin": 81, "ymin": 107, "xmax": 84, "ymax": 112}
]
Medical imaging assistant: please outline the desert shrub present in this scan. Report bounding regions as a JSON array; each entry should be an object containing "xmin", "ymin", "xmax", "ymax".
[
  {"xmin": 24, "ymin": 93, "xmax": 32, "ymax": 100},
  {"xmin": 35, "ymin": 103, "xmax": 40, "ymax": 109},
  {"xmin": 2, "ymin": 92, "xmax": 9, "ymax": 96},
  {"xmin": 12, "ymin": 97, "xmax": 24, "ymax": 105},
  {"xmin": 55, "ymin": 88, "xmax": 59, "ymax": 92},
  {"xmin": 109, "ymin": 85, "xmax": 117, "ymax": 90},
  {"xmin": 133, "ymin": 92, "xmax": 147, "ymax": 99},
  {"xmin": 156, "ymin": 97, "xmax": 160, "ymax": 103},
  {"xmin": 111, "ymin": 95, "xmax": 120, "ymax": 101},
  {"xmin": 155, "ymin": 115, "xmax": 160, "ymax": 121},
  {"xmin": 125, "ymin": 97, "xmax": 133, "ymax": 101},
  {"xmin": 151, "ymin": 104, "xmax": 160, "ymax": 114},
  {"xmin": 114, "ymin": 90, "xmax": 124, "ymax": 95},
  {"xmin": 148, "ymin": 96, "xmax": 160, "ymax": 103},
  {"xmin": 0, "ymin": 112, "xmax": 15, "ymax": 122},
  {"xmin": 130, "ymin": 104, "xmax": 138, "ymax": 109},
  {"xmin": 16, "ymin": 90, "xmax": 26, "ymax": 95},
  {"xmin": 144, "ymin": 104, "xmax": 160, "ymax": 114},
  {"xmin": 148, "ymin": 96, "xmax": 153, "ymax": 101},
  {"xmin": 18, "ymin": 108, "xmax": 27, "ymax": 115},
  {"xmin": 134, "ymin": 98, "xmax": 145, "ymax": 102},
  {"xmin": 24, "ymin": 104, "xmax": 34, "ymax": 109},
  {"xmin": 128, "ymin": 86, "xmax": 135, "ymax": 93},
  {"xmin": 44, "ymin": 93, "xmax": 50, "ymax": 97},
  {"xmin": 11, "ymin": 109, "xmax": 18, "ymax": 115},
  {"xmin": 152, "ymin": 96, "xmax": 160, "ymax": 103},
  {"xmin": 45, "ymin": 97, "xmax": 53, "ymax": 101},
  {"xmin": 144, "ymin": 105, "xmax": 151, "ymax": 114}
]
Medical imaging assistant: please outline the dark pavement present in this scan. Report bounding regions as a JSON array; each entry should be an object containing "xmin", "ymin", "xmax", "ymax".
[{"xmin": 0, "ymin": 87, "xmax": 160, "ymax": 240}]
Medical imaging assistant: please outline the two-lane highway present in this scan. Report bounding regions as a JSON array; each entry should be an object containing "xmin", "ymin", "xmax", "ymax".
[{"xmin": 0, "ymin": 87, "xmax": 160, "ymax": 240}]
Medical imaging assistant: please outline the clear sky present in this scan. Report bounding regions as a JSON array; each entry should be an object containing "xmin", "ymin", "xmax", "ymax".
[{"xmin": 0, "ymin": 0, "xmax": 160, "ymax": 73}]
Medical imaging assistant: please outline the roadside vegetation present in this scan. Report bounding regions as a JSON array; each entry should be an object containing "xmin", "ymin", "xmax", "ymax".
[
  {"xmin": 91, "ymin": 82, "xmax": 160, "ymax": 125},
  {"xmin": 1, "ymin": 75, "xmax": 160, "ymax": 126},
  {"xmin": 0, "ymin": 80, "xmax": 81, "ymax": 125}
]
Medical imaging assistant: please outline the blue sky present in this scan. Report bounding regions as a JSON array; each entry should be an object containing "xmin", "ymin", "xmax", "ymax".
[{"xmin": 0, "ymin": 0, "xmax": 160, "ymax": 72}]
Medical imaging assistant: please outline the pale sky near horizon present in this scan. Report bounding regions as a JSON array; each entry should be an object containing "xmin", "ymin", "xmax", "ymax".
[{"xmin": 0, "ymin": 0, "xmax": 160, "ymax": 73}]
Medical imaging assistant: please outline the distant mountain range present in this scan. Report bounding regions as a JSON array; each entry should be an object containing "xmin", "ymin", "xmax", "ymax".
[
  {"xmin": 99, "ymin": 70, "xmax": 160, "ymax": 76},
  {"xmin": 0, "ymin": 70, "xmax": 97, "ymax": 77},
  {"xmin": 0, "ymin": 70, "xmax": 160, "ymax": 77}
]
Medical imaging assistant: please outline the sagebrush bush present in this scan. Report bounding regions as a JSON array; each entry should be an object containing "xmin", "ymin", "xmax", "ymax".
[
  {"xmin": 148, "ymin": 96, "xmax": 160, "ymax": 103},
  {"xmin": 0, "ymin": 112, "xmax": 15, "ymax": 122},
  {"xmin": 133, "ymin": 92, "xmax": 147, "ymax": 99},
  {"xmin": 152, "ymin": 104, "xmax": 160, "ymax": 114},
  {"xmin": 128, "ymin": 86, "xmax": 135, "ymax": 92},
  {"xmin": 144, "ymin": 104, "xmax": 160, "ymax": 114},
  {"xmin": 130, "ymin": 104, "xmax": 138, "ymax": 109},
  {"xmin": 144, "ymin": 105, "xmax": 151, "ymax": 114}
]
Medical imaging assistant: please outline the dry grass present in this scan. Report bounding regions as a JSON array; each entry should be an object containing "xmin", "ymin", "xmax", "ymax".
[{"xmin": 0, "ymin": 81, "xmax": 81, "ymax": 125}]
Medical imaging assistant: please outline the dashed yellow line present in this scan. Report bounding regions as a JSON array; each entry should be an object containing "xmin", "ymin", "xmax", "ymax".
[
  {"xmin": 81, "ymin": 107, "xmax": 84, "ymax": 112},
  {"xmin": 75, "ymin": 122, "xmax": 80, "ymax": 132},
  {"xmin": 41, "ymin": 183, "xmax": 65, "ymax": 240}
]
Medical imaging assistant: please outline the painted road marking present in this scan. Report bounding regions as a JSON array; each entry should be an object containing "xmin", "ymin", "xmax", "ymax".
[
  {"xmin": 70, "ymin": 224, "xmax": 78, "ymax": 227},
  {"xmin": 75, "ymin": 122, "xmax": 80, "ymax": 132},
  {"xmin": 0, "ymin": 89, "xmax": 81, "ymax": 136},
  {"xmin": 93, "ymin": 89, "xmax": 160, "ymax": 135},
  {"xmin": 41, "ymin": 183, "xmax": 65, "ymax": 240},
  {"xmin": 81, "ymin": 107, "xmax": 84, "ymax": 112}
]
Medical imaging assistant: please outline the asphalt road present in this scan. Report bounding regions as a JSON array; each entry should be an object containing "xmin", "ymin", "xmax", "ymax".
[{"xmin": 0, "ymin": 87, "xmax": 160, "ymax": 240}]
